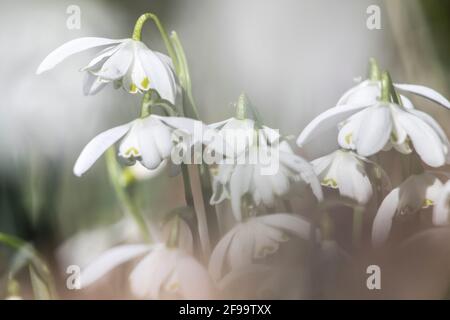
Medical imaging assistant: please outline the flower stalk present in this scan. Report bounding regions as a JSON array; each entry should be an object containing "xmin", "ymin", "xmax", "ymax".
[
  {"xmin": 132, "ymin": 13, "xmax": 179, "ymax": 73},
  {"xmin": 105, "ymin": 148, "xmax": 151, "ymax": 242},
  {"xmin": 352, "ymin": 207, "xmax": 364, "ymax": 248}
]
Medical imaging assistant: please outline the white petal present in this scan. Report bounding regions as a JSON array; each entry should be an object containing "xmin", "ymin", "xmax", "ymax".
[
  {"xmin": 37, "ymin": 37, "xmax": 125, "ymax": 74},
  {"xmin": 399, "ymin": 94, "xmax": 414, "ymax": 109},
  {"xmin": 337, "ymin": 110, "xmax": 366, "ymax": 150},
  {"xmin": 396, "ymin": 110, "xmax": 446, "ymax": 167},
  {"xmin": 394, "ymin": 83, "xmax": 450, "ymax": 109},
  {"xmin": 73, "ymin": 122, "xmax": 132, "ymax": 176},
  {"xmin": 81, "ymin": 244, "xmax": 150, "ymax": 288},
  {"xmin": 408, "ymin": 110, "xmax": 450, "ymax": 151},
  {"xmin": 155, "ymin": 116, "xmax": 206, "ymax": 145},
  {"xmin": 336, "ymin": 154, "xmax": 372, "ymax": 204},
  {"xmin": 311, "ymin": 152, "xmax": 334, "ymax": 176},
  {"xmin": 178, "ymin": 256, "xmax": 213, "ymax": 299},
  {"xmin": 336, "ymin": 80, "xmax": 380, "ymax": 106},
  {"xmin": 260, "ymin": 213, "xmax": 312, "ymax": 240},
  {"xmin": 227, "ymin": 224, "xmax": 254, "ymax": 269},
  {"xmin": 138, "ymin": 45, "xmax": 177, "ymax": 104},
  {"xmin": 433, "ymin": 181, "xmax": 450, "ymax": 225},
  {"xmin": 129, "ymin": 246, "xmax": 176, "ymax": 299},
  {"xmin": 280, "ymin": 152, "xmax": 324, "ymax": 201},
  {"xmin": 152, "ymin": 123, "xmax": 173, "ymax": 159},
  {"xmin": 355, "ymin": 105, "xmax": 392, "ymax": 157},
  {"xmin": 372, "ymin": 188, "xmax": 400, "ymax": 246},
  {"xmin": 82, "ymin": 72, "xmax": 107, "ymax": 95},
  {"xmin": 296, "ymin": 104, "xmax": 367, "ymax": 147},
  {"xmin": 138, "ymin": 133, "xmax": 162, "ymax": 170},
  {"xmin": 81, "ymin": 44, "xmax": 124, "ymax": 72},
  {"xmin": 95, "ymin": 42, "xmax": 134, "ymax": 80},
  {"xmin": 209, "ymin": 228, "xmax": 238, "ymax": 281},
  {"xmin": 230, "ymin": 165, "xmax": 253, "ymax": 221}
]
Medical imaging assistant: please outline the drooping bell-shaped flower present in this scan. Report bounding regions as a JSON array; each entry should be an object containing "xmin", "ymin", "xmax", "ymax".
[
  {"xmin": 37, "ymin": 36, "xmax": 177, "ymax": 103},
  {"xmin": 73, "ymin": 115, "xmax": 201, "ymax": 176},
  {"xmin": 297, "ymin": 60, "xmax": 450, "ymax": 152},
  {"xmin": 209, "ymin": 123, "xmax": 323, "ymax": 221},
  {"xmin": 208, "ymin": 213, "xmax": 315, "ymax": 281},
  {"xmin": 80, "ymin": 219, "xmax": 214, "ymax": 299},
  {"xmin": 372, "ymin": 172, "xmax": 447, "ymax": 246},
  {"xmin": 337, "ymin": 100, "xmax": 450, "ymax": 167},
  {"xmin": 311, "ymin": 149, "xmax": 374, "ymax": 204}
]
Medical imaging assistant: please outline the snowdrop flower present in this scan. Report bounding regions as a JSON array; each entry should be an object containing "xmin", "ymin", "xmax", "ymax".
[
  {"xmin": 73, "ymin": 115, "xmax": 201, "ymax": 176},
  {"xmin": 336, "ymin": 100, "xmax": 450, "ymax": 167},
  {"xmin": 206, "ymin": 117, "xmax": 279, "ymax": 158},
  {"xmin": 80, "ymin": 219, "xmax": 213, "ymax": 299},
  {"xmin": 312, "ymin": 149, "xmax": 373, "ymax": 204},
  {"xmin": 433, "ymin": 181, "xmax": 450, "ymax": 226},
  {"xmin": 81, "ymin": 243, "xmax": 213, "ymax": 299},
  {"xmin": 37, "ymin": 37, "xmax": 177, "ymax": 103},
  {"xmin": 297, "ymin": 74, "xmax": 450, "ymax": 151},
  {"xmin": 209, "ymin": 213, "xmax": 315, "ymax": 281},
  {"xmin": 372, "ymin": 172, "xmax": 447, "ymax": 246},
  {"xmin": 210, "ymin": 129, "xmax": 323, "ymax": 221}
]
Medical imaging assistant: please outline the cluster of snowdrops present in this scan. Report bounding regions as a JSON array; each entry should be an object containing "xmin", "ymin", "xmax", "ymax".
[{"xmin": 30, "ymin": 13, "xmax": 450, "ymax": 299}]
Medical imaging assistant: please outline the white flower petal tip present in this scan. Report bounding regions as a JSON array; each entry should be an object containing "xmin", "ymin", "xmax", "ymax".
[
  {"xmin": 36, "ymin": 37, "xmax": 125, "ymax": 75},
  {"xmin": 296, "ymin": 104, "xmax": 367, "ymax": 148},
  {"xmin": 73, "ymin": 123, "xmax": 132, "ymax": 177},
  {"xmin": 80, "ymin": 244, "xmax": 151, "ymax": 288},
  {"xmin": 394, "ymin": 84, "xmax": 450, "ymax": 109},
  {"xmin": 371, "ymin": 188, "xmax": 399, "ymax": 247}
]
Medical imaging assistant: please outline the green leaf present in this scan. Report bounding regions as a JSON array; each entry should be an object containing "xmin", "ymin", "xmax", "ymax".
[{"xmin": 29, "ymin": 265, "xmax": 51, "ymax": 300}]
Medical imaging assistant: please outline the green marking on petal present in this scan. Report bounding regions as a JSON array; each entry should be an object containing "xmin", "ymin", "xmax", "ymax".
[
  {"xmin": 166, "ymin": 282, "xmax": 180, "ymax": 292},
  {"xmin": 391, "ymin": 131, "xmax": 398, "ymax": 143},
  {"xmin": 422, "ymin": 198, "xmax": 434, "ymax": 208},
  {"xmin": 141, "ymin": 77, "xmax": 150, "ymax": 89},
  {"xmin": 130, "ymin": 83, "xmax": 138, "ymax": 93},
  {"xmin": 125, "ymin": 147, "xmax": 140, "ymax": 157},
  {"xmin": 258, "ymin": 245, "xmax": 277, "ymax": 258},
  {"xmin": 322, "ymin": 178, "xmax": 338, "ymax": 188},
  {"xmin": 345, "ymin": 133, "xmax": 353, "ymax": 145}
]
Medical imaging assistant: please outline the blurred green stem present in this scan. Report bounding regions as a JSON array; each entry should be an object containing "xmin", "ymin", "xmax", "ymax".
[
  {"xmin": 105, "ymin": 148, "xmax": 151, "ymax": 242},
  {"xmin": 352, "ymin": 207, "xmax": 364, "ymax": 248}
]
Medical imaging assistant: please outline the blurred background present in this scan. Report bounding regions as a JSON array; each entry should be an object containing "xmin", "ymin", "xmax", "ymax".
[{"xmin": 0, "ymin": 0, "xmax": 449, "ymax": 299}]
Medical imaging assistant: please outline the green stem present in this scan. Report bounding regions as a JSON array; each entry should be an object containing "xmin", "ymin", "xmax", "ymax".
[
  {"xmin": 105, "ymin": 148, "xmax": 151, "ymax": 242},
  {"xmin": 132, "ymin": 13, "xmax": 179, "ymax": 73},
  {"xmin": 140, "ymin": 91, "xmax": 153, "ymax": 118},
  {"xmin": 352, "ymin": 207, "xmax": 364, "ymax": 248},
  {"xmin": 368, "ymin": 57, "xmax": 381, "ymax": 81},
  {"xmin": 170, "ymin": 31, "xmax": 200, "ymax": 119},
  {"xmin": 167, "ymin": 215, "xmax": 180, "ymax": 248},
  {"xmin": 320, "ymin": 211, "xmax": 334, "ymax": 241}
]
